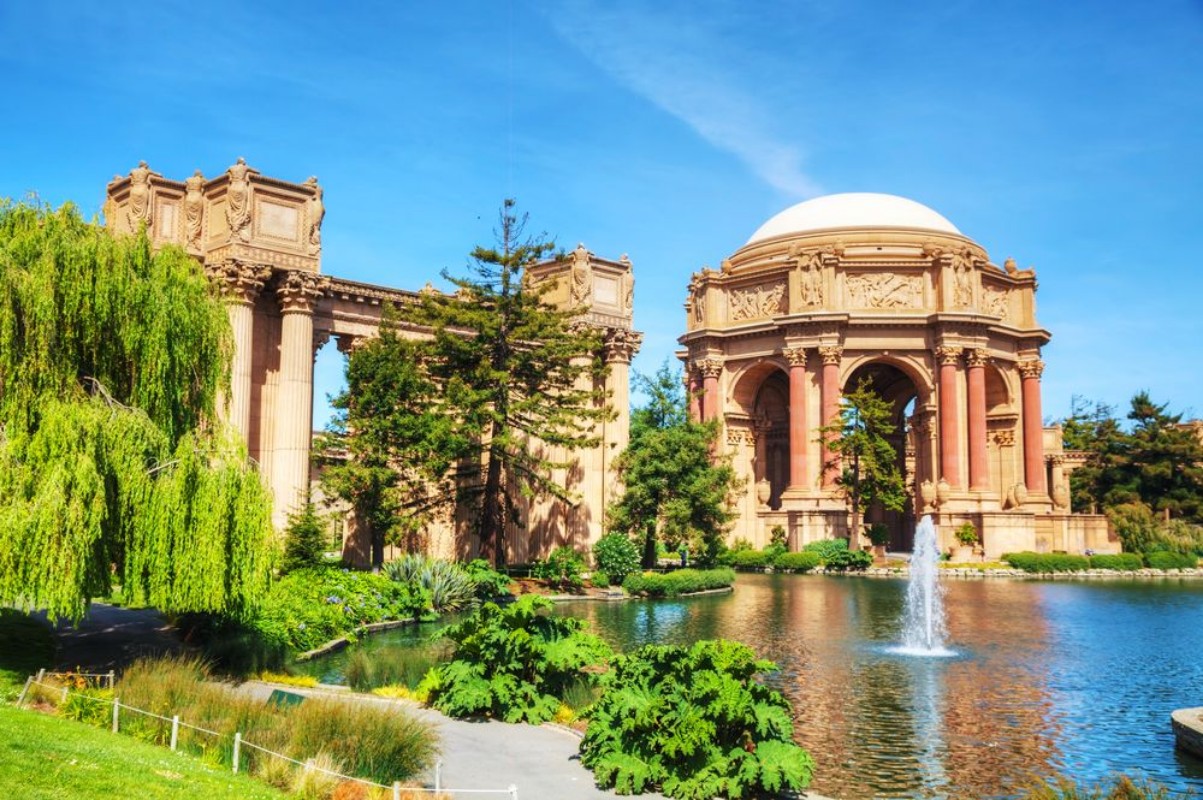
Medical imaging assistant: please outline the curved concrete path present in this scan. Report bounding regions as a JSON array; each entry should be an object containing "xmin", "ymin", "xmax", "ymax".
[{"xmin": 44, "ymin": 603, "xmax": 182, "ymax": 672}]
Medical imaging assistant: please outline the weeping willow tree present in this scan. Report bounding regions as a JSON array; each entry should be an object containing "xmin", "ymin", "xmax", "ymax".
[{"xmin": 0, "ymin": 200, "xmax": 273, "ymax": 621}]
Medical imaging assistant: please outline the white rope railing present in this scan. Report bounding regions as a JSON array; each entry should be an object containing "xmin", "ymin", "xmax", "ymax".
[{"xmin": 18, "ymin": 676, "xmax": 518, "ymax": 798}]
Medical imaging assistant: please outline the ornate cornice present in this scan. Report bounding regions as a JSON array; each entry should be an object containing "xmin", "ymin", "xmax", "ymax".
[
  {"xmin": 782, "ymin": 345, "xmax": 809, "ymax": 367},
  {"xmin": 204, "ymin": 259, "xmax": 272, "ymax": 303},
  {"xmin": 1018, "ymin": 359, "xmax": 1045, "ymax": 380},
  {"xmin": 277, "ymin": 270, "xmax": 330, "ymax": 313},
  {"xmin": 934, "ymin": 345, "xmax": 963, "ymax": 366}
]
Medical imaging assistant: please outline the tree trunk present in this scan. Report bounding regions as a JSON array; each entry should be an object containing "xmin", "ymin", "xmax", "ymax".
[
  {"xmin": 370, "ymin": 524, "xmax": 384, "ymax": 569},
  {"xmin": 642, "ymin": 523, "xmax": 658, "ymax": 569},
  {"xmin": 482, "ymin": 451, "xmax": 505, "ymax": 567}
]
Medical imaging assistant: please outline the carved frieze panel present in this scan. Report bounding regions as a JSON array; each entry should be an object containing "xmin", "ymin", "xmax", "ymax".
[
  {"xmin": 728, "ymin": 281, "xmax": 786, "ymax": 321},
  {"xmin": 983, "ymin": 284, "xmax": 1010, "ymax": 319},
  {"xmin": 845, "ymin": 272, "xmax": 923, "ymax": 310}
]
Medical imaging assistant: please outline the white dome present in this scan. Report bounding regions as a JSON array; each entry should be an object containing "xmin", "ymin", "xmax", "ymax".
[{"xmin": 746, "ymin": 192, "xmax": 961, "ymax": 244}]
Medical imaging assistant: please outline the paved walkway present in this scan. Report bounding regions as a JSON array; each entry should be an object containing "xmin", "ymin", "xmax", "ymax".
[{"xmin": 45, "ymin": 603, "xmax": 182, "ymax": 672}]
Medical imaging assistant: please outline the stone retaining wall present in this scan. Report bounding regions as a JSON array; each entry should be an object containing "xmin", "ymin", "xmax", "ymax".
[{"xmin": 1172, "ymin": 707, "xmax": 1203, "ymax": 759}]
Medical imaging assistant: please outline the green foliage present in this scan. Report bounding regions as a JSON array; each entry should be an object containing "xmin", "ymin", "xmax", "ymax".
[
  {"xmin": 593, "ymin": 533, "xmax": 641, "ymax": 585},
  {"xmin": 462, "ymin": 557, "xmax": 513, "ymax": 599},
  {"xmin": 531, "ymin": 545, "xmax": 586, "ymax": 591},
  {"xmin": 774, "ymin": 551, "xmax": 822, "ymax": 572},
  {"xmin": 1003, "ymin": 552, "xmax": 1091, "ymax": 573},
  {"xmin": 622, "ymin": 568, "xmax": 735, "ymax": 598},
  {"xmin": 591, "ymin": 570, "xmax": 612, "ymax": 587},
  {"xmin": 382, "ymin": 553, "xmax": 478, "ymax": 612},
  {"xmin": 1021, "ymin": 774, "xmax": 1197, "ymax": 799},
  {"xmin": 729, "ymin": 549, "xmax": 772, "ymax": 569},
  {"xmin": 609, "ymin": 361, "xmax": 740, "ymax": 568},
  {"xmin": 252, "ymin": 566, "xmax": 430, "ymax": 652},
  {"xmin": 1145, "ymin": 551, "xmax": 1198, "ymax": 570},
  {"xmin": 820, "ymin": 378, "xmax": 907, "ymax": 529},
  {"xmin": 1087, "ymin": 553, "xmax": 1145, "ymax": 571},
  {"xmin": 281, "ymin": 502, "xmax": 328, "ymax": 574},
  {"xmin": 823, "ymin": 549, "xmax": 874, "ymax": 571},
  {"xmin": 1062, "ymin": 394, "xmax": 1203, "ymax": 523},
  {"xmin": 868, "ymin": 523, "xmax": 891, "ymax": 546},
  {"xmin": 0, "ymin": 201, "xmax": 273, "ymax": 622},
  {"xmin": 954, "ymin": 523, "xmax": 979, "ymax": 546},
  {"xmin": 803, "ymin": 538, "xmax": 850, "ymax": 563},
  {"xmin": 769, "ymin": 525, "xmax": 787, "ymax": 549},
  {"xmin": 579, "ymin": 639, "xmax": 815, "ymax": 800},
  {"xmin": 420, "ymin": 594, "xmax": 612, "ymax": 724}
]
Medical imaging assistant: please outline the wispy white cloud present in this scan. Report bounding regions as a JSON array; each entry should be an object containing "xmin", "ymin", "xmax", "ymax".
[{"xmin": 542, "ymin": 1, "xmax": 822, "ymax": 199}]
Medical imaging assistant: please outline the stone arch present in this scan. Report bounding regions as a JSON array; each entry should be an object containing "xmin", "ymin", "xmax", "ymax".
[
  {"xmin": 985, "ymin": 361, "xmax": 1014, "ymax": 412},
  {"xmin": 728, "ymin": 358, "xmax": 789, "ymax": 416},
  {"xmin": 840, "ymin": 353, "xmax": 934, "ymax": 402}
]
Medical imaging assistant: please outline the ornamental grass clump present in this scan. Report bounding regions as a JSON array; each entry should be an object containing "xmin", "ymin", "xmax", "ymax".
[
  {"xmin": 580, "ymin": 639, "xmax": 815, "ymax": 800},
  {"xmin": 383, "ymin": 554, "xmax": 477, "ymax": 612},
  {"xmin": 419, "ymin": 594, "xmax": 612, "ymax": 724}
]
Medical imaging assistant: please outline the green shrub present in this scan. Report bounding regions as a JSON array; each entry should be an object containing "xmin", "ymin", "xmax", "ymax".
[
  {"xmin": 622, "ymin": 568, "xmax": 736, "ymax": 598},
  {"xmin": 419, "ymin": 594, "xmax": 612, "ymax": 724},
  {"xmin": 769, "ymin": 525, "xmax": 788, "ymax": 548},
  {"xmin": 803, "ymin": 538, "xmax": 849, "ymax": 563},
  {"xmin": 774, "ymin": 551, "xmax": 822, "ymax": 572},
  {"xmin": 730, "ymin": 549, "xmax": 771, "ymax": 569},
  {"xmin": 1088, "ymin": 553, "xmax": 1144, "ymax": 571},
  {"xmin": 1002, "ymin": 552, "xmax": 1091, "ymax": 573},
  {"xmin": 1145, "ymin": 551, "xmax": 1198, "ymax": 570},
  {"xmin": 463, "ymin": 558, "xmax": 513, "ymax": 599},
  {"xmin": 252, "ymin": 567, "xmax": 430, "ymax": 652},
  {"xmin": 531, "ymin": 545, "xmax": 586, "ymax": 592},
  {"xmin": 580, "ymin": 639, "xmax": 815, "ymax": 799},
  {"xmin": 590, "ymin": 570, "xmax": 611, "ymax": 588},
  {"xmin": 593, "ymin": 533, "xmax": 641, "ymax": 585},
  {"xmin": 823, "ymin": 549, "xmax": 874, "ymax": 571},
  {"xmin": 954, "ymin": 522, "xmax": 978, "ymax": 546},
  {"xmin": 280, "ymin": 502, "xmax": 328, "ymax": 574},
  {"xmin": 868, "ymin": 523, "xmax": 891, "ymax": 546}
]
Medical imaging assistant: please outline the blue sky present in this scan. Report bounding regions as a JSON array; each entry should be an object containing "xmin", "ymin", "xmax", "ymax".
[{"xmin": 3, "ymin": 1, "xmax": 1201, "ymax": 425}]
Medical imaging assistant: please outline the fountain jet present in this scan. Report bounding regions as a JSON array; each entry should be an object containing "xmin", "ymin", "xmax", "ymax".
[{"xmin": 898, "ymin": 515, "xmax": 953, "ymax": 656}]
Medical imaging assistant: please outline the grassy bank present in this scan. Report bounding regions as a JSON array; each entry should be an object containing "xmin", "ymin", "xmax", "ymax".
[{"xmin": 0, "ymin": 703, "xmax": 285, "ymax": 799}]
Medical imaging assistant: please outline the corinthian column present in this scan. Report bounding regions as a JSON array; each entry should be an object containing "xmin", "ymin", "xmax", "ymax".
[
  {"xmin": 965, "ymin": 348, "xmax": 989, "ymax": 491},
  {"xmin": 603, "ymin": 329, "xmax": 643, "ymax": 453},
  {"xmin": 936, "ymin": 346, "xmax": 963, "ymax": 489},
  {"xmin": 1019, "ymin": 359, "xmax": 1047, "ymax": 496},
  {"xmin": 271, "ymin": 271, "xmax": 328, "ymax": 529},
  {"xmin": 699, "ymin": 359, "xmax": 722, "ymax": 422},
  {"xmin": 818, "ymin": 346, "xmax": 842, "ymax": 488},
  {"xmin": 205, "ymin": 260, "xmax": 272, "ymax": 439},
  {"xmin": 783, "ymin": 346, "xmax": 809, "ymax": 489}
]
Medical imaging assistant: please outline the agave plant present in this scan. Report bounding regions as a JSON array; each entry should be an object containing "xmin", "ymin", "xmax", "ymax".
[{"xmin": 384, "ymin": 554, "xmax": 477, "ymax": 613}]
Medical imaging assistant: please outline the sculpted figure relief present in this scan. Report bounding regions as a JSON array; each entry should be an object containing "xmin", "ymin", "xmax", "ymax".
[
  {"xmin": 570, "ymin": 243, "xmax": 591, "ymax": 306},
  {"xmin": 983, "ymin": 285, "xmax": 1009, "ymax": 318},
  {"xmin": 127, "ymin": 160, "xmax": 153, "ymax": 229},
  {"xmin": 183, "ymin": 170, "xmax": 205, "ymax": 251},
  {"xmin": 226, "ymin": 157, "xmax": 252, "ymax": 242},
  {"xmin": 952, "ymin": 248, "xmax": 974, "ymax": 308},
  {"xmin": 304, "ymin": 176, "xmax": 325, "ymax": 254},
  {"xmin": 845, "ymin": 272, "xmax": 922, "ymax": 309},
  {"xmin": 792, "ymin": 248, "xmax": 824, "ymax": 307},
  {"xmin": 688, "ymin": 274, "xmax": 705, "ymax": 325},
  {"xmin": 728, "ymin": 281, "xmax": 786, "ymax": 321}
]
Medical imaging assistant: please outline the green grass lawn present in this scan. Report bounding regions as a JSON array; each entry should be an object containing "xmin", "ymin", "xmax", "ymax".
[{"xmin": 0, "ymin": 703, "xmax": 287, "ymax": 799}]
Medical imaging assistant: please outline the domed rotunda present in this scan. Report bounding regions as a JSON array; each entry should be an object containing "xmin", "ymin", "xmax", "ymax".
[{"xmin": 679, "ymin": 193, "xmax": 1112, "ymax": 556}]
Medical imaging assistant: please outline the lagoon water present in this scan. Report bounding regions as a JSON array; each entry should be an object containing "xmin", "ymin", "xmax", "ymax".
[{"xmin": 306, "ymin": 574, "xmax": 1203, "ymax": 799}]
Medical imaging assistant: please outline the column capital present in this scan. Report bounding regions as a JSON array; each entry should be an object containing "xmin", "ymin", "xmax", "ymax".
[
  {"xmin": 818, "ymin": 345, "xmax": 843, "ymax": 366},
  {"xmin": 698, "ymin": 358, "xmax": 723, "ymax": 379},
  {"xmin": 1018, "ymin": 359, "xmax": 1045, "ymax": 380},
  {"xmin": 276, "ymin": 271, "xmax": 329, "ymax": 314},
  {"xmin": 934, "ymin": 345, "xmax": 963, "ymax": 365},
  {"xmin": 782, "ymin": 345, "xmax": 809, "ymax": 367},
  {"xmin": 964, "ymin": 348, "xmax": 989, "ymax": 368},
  {"xmin": 1048, "ymin": 453, "xmax": 1066, "ymax": 466},
  {"xmin": 205, "ymin": 259, "xmax": 272, "ymax": 304},
  {"xmin": 604, "ymin": 328, "xmax": 644, "ymax": 364}
]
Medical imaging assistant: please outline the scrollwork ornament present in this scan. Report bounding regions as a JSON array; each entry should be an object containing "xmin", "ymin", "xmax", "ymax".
[
  {"xmin": 964, "ymin": 348, "xmax": 989, "ymax": 369},
  {"xmin": 818, "ymin": 346, "xmax": 843, "ymax": 366},
  {"xmin": 1018, "ymin": 359, "xmax": 1045, "ymax": 380},
  {"xmin": 698, "ymin": 358, "xmax": 723, "ymax": 379},
  {"xmin": 934, "ymin": 346, "xmax": 963, "ymax": 366},
  {"xmin": 782, "ymin": 346, "xmax": 809, "ymax": 367},
  {"xmin": 205, "ymin": 259, "xmax": 272, "ymax": 303},
  {"xmin": 276, "ymin": 270, "xmax": 330, "ymax": 313}
]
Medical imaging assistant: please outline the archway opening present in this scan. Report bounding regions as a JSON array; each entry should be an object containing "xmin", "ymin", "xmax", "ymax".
[
  {"xmin": 752, "ymin": 371, "xmax": 790, "ymax": 510},
  {"xmin": 842, "ymin": 361, "xmax": 921, "ymax": 551}
]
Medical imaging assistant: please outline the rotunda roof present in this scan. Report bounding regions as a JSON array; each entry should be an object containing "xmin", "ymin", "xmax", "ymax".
[{"xmin": 746, "ymin": 192, "xmax": 961, "ymax": 244}]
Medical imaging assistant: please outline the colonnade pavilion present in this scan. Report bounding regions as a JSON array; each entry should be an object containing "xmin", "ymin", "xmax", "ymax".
[
  {"xmin": 679, "ymin": 193, "xmax": 1115, "ymax": 557},
  {"xmin": 104, "ymin": 160, "xmax": 1114, "ymax": 560}
]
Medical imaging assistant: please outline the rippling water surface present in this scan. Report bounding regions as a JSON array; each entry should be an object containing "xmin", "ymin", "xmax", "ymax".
[{"xmin": 306, "ymin": 575, "xmax": 1203, "ymax": 799}]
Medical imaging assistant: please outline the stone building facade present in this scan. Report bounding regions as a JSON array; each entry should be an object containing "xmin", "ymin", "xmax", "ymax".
[
  {"xmin": 104, "ymin": 160, "xmax": 640, "ymax": 564},
  {"xmin": 679, "ymin": 193, "xmax": 1114, "ymax": 557}
]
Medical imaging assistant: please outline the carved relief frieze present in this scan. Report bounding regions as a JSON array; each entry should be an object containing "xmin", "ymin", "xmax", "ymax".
[
  {"xmin": 990, "ymin": 430, "xmax": 1016, "ymax": 447},
  {"xmin": 983, "ymin": 284, "xmax": 1009, "ymax": 318},
  {"xmin": 845, "ymin": 272, "xmax": 923, "ymax": 310},
  {"xmin": 728, "ymin": 281, "xmax": 786, "ymax": 321}
]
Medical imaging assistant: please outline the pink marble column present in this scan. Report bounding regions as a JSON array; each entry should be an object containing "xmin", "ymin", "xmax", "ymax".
[
  {"xmin": 699, "ymin": 359, "xmax": 722, "ymax": 422},
  {"xmin": 936, "ymin": 346, "xmax": 963, "ymax": 488},
  {"xmin": 1019, "ymin": 359, "xmax": 1047, "ymax": 495},
  {"xmin": 271, "ymin": 271, "xmax": 327, "ymax": 529},
  {"xmin": 818, "ymin": 346, "xmax": 842, "ymax": 488},
  {"xmin": 204, "ymin": 260, "xmax": 271, "ymax": 439},
  {"xmin": 783, "ymin": 346, "xmax": 809, "ymax": 489},
  {"xmin": 966, "ymin": 349, "xmax": 989, "ymax": 491},
  {"xmin": 687, "ymin": 368, "xmax": 703, "ymax": 422}
]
